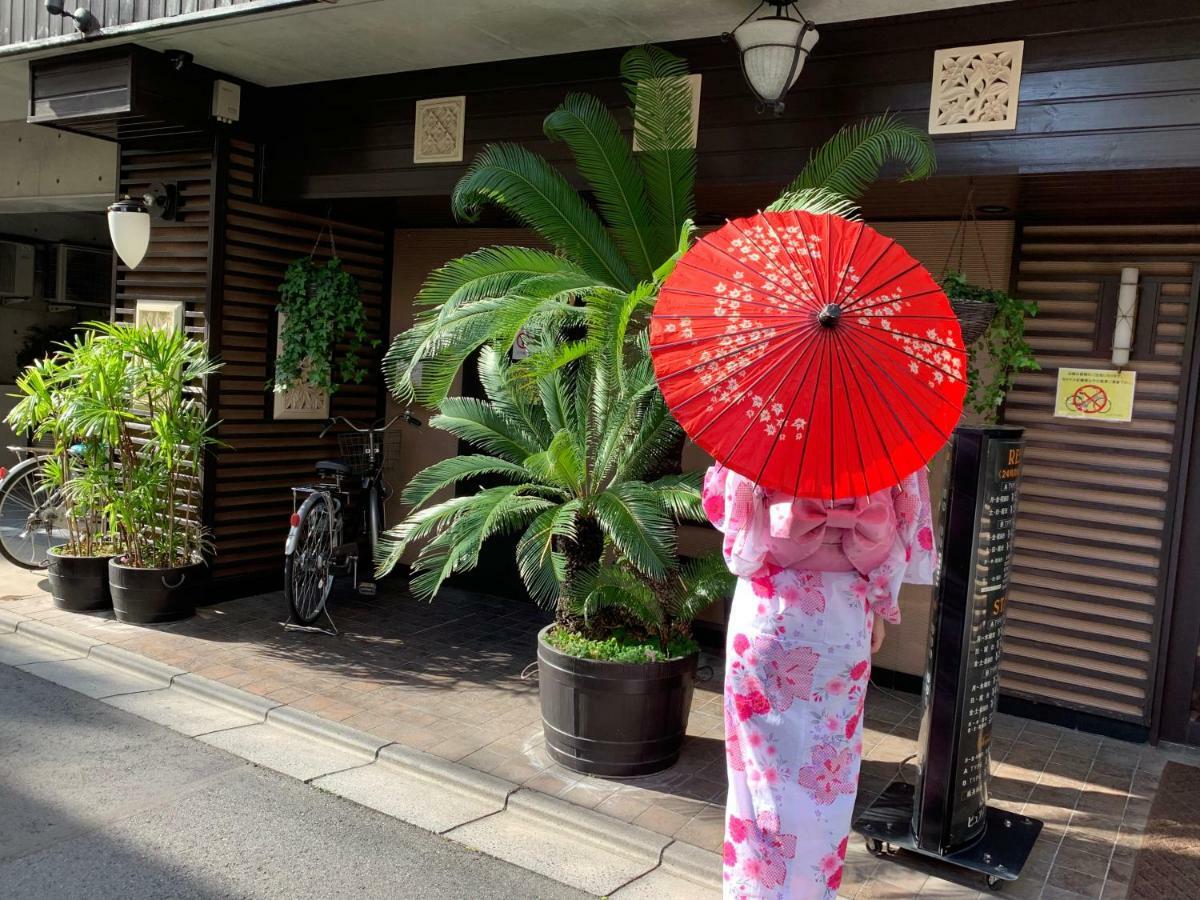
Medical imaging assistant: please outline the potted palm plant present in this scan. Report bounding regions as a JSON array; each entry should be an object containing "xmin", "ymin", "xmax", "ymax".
[
  {"xmin": 380, "ymin": 45, "xmax": 937, "ymax": 775},
  {"xmin": 378, "ymin": 329, "xmax": 732, "ymax": 774},
  {"xmin": 79, "ymin": 322, "xmax": 221, "ymax": 624},
  {"xmin": 6, "ymin": 334, "xmax": 123, "ymax": 611}
]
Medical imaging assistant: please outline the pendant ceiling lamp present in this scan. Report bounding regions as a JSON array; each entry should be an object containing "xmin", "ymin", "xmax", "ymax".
[
  {"xmin": 106, "ymin": 182, "xmax": 177, "ymax": 270},
  {"xmin": 727, "ymin": 1, "xmax": 819, "ymax": 115}
]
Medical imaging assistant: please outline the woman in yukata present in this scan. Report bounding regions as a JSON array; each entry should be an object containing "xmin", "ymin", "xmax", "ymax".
[{"xmin": 703, "ymin": 463, "xmax": 936, "ymax": 900}]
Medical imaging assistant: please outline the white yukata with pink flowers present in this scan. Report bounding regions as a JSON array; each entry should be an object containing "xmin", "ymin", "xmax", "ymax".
[{"xmin": 703, "ymin": 465, "xmax": 936, "ymax": 899}]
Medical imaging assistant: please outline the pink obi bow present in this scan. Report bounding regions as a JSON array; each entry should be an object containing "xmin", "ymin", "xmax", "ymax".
[{"xmin": 768, "ymin": 494, "xmax": 896, "ymax": 576}]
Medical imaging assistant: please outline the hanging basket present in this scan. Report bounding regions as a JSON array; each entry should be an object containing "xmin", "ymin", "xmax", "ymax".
[{"xmin": 950, "ymin": 296, "xmax": 997, "ymax": 346}]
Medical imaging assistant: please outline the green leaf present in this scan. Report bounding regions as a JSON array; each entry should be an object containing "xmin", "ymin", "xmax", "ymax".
[
  {"xmin": 433, "ymin": 397, "xmax": 541, "ymax": 463},
  {"xmin": 544, "ymin": 92, "xmax": 659, "ymax": 280},
  {"xmin": 776, "ymin": 112, "xmax": 936, "ymax": 203},
  {"xmin": 451, "ymin": 143, "xmax": 635, "ymax": 289},
  {"xmin": 621, "ymin": 45, "xmax": 697, "ymax": 255},
  {"xmin": 594, "ymin": 481, "xmax": 676, "ymax": 579}
]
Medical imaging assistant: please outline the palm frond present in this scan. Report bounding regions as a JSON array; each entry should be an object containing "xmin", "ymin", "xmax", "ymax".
[
  {"xmin": 432, "ymin": 397, "xmax": 541, "ymax": 463},
  {"xmin": 766, "ymin": 187, "xmax": 862, "ymax": 219},
  {"xmin": 620, "ymin": 45, "xmax": 697, "ymax": 254},
  {"xmin": 515, "ymin": 501, "xmax": 580, "ymax": 608},
  {"xmin": 648, "ymin": 472, "xmax": 705, "ymax": 523},
  {"xmin": 670, "ymin": 553, "xmax": 735, "ymax": 624},
  {"xmin": 400, "ymin": 455, "xmax": 552, "ymax": 509},
  {"xmin": 544, "ymin": 92, "xmax": 659, "ymax": 280},
  {"xmin": 451, "ymin": 143, "xmax": 634, "ymax": 289},
  {"xmin": 593, "ymin": 480, "xmax": 675, "ymax": 579},
  {"xmin": 777, "ymin": 112, "xmax": 936, "ymax": 202}
]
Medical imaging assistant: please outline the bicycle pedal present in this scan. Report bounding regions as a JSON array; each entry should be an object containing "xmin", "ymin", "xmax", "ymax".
[{"xmin": 356, "ymin": 582, "xmax": 377, "ymax": 596}]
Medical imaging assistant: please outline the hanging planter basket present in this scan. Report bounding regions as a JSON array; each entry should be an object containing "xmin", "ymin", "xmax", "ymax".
[{"xmin": 950, "ymin": 296, "xmax": 998, "ymax": 346}]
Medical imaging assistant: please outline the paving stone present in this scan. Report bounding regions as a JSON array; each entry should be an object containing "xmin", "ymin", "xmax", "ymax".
[
  {"xmin": 0, "ymin": 631, "xmax": 84, "ymax": 666},
  {"xmin": 446, "ymin": 790, "xmax": 668, "ymax": 896},
  {"xmin": 103, "ymin": 684, "xmax": 263, "ymax": 737},
  {"xmin": 197, "ymin": 721, "xmax": 376, "ymax": 782},
  {"xmin": 16, "ymin": 656, "xmax": 166, "ymax": 699},
  {"xmin": 312, "ymin": 752, "xmax": 511, "ymax": 833}
]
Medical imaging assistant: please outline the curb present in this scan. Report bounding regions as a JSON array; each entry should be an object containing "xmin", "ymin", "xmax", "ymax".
[
  {"xmin": 89, "ymin": 643, "xmax": 183, "ymax": 687},
  {"xmin": 0, "ymin": 605, "xmax": 721, "ymax": 890},
  {"xmin": 660, "ymin": 838, "xmax": 723, "ymax": 886},
  {"xmin": 170, "ymin": 672, "xmax": 281, "ymax": 720},
  {"xmin": 16, "ymin": 618, "xmax": 104, "ymax": 656},
  {"xmin": 266, "ymin": 704, "xmax": 390, "ymax": 759},
  {"xmin": 0, "ymin": 606, "xmax": 22, "ymax": 632},
  {"xmin": 505, "ymin": 786, "xmax": 670, "ymax": 865},
  {"xmin": 376, "ymin": 742, "xmax": 516, "ymax": 806}
]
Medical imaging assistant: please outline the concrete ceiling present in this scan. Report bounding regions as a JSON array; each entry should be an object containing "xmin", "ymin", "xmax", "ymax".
[{"xmin": 0, "ymin": 0, "xmax": 1007, "ymax": 121}]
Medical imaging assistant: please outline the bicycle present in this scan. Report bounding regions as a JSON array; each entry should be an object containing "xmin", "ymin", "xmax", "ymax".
[
  {"xmin": 283, "ymin": 412, "xmax": 421, "ymax": 630},
  {"xmin": 0, "ymin": 447, "xmax": 70, "ymax": 569}
]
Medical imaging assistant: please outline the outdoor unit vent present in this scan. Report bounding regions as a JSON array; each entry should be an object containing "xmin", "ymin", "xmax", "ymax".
[
  {"xmin": 0, "ymin": 241, "xmax": 35, "ymax": 298},
  {"xmin": 53, "ymin": 244, "xmax": 113, "ymax": 309}
]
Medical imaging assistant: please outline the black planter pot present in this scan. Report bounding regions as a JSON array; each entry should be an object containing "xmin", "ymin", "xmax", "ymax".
[
  {"xmin": 108, "ymin": 558, "xmax": 207, "ymax": 624},
  {"xmin": 536, "ymin": 625, "xmax": 698, "ymax": 777},
  {"xmin": 47, "ymin": 551, "xmax": 114, "ymax": 612}
]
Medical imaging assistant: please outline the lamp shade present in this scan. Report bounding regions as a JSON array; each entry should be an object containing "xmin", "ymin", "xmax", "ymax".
[
  {"xmin": 107, "ymin": 198, "xmax": 151, "ymax": 269},
  {"xmin": 733, "ymin": 15, "xmax": 819, "ymax": 109}
]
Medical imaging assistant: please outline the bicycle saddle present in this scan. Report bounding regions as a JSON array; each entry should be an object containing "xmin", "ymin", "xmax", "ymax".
[{"xmin": 315, "ymin": 459, "xmax": 350, "ymax": 476}]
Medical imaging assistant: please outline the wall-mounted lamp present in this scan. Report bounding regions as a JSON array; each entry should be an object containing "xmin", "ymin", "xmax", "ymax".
[
  {"xmin": 44, "ymin": 0, "xmax": 98, "ymax": 34},
  {"xmin": 1111, "ymin": 267, "xmax": 1139, "ymax": 368},
  {"xmin": 106, "ymin": 183, "xmax": 177, "ymax": 270},
  {"xmin": 725, "ymin": 1, "xmax": 819, "ymax": 115}
]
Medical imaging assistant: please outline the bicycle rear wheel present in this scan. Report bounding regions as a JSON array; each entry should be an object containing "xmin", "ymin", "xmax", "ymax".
[
  {"xmin": 0, "ymin": 458, "xmax": 68, "ymax": 569},
  {"xmin": 284, "ymin": 492, "xmax": 335, "ymax": 625}
]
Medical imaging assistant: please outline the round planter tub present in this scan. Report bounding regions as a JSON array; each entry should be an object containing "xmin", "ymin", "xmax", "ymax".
[
  {"xmin": 536, "ymin": 624, "xmax": 698, "ymax": 777},
  {"xmin": 108, "ymin": 558, "xmax": 207, "ymax": 624},
  {"xmin": 47, "ymin": 551, "xmax": 115, "ymax": 612}
]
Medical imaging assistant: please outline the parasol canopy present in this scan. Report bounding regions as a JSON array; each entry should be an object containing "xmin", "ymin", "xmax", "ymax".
[{"xmin": 649, "ymin": 210, "xmax": 966, "ymax": 500}]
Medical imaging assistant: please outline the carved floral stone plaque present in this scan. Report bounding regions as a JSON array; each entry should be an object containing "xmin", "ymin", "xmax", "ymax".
[{"xmin": 929, "ymin": 41, "xmax": 1024, "ymax": 135}]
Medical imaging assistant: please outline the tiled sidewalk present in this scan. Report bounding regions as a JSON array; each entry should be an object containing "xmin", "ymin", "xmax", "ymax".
[{"xmin": 1, "ymin": 561, "xmax": 1189, "ymax": 899}]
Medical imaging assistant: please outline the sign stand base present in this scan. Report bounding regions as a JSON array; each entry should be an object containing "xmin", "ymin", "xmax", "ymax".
[{"xmin": 855, "ymin": 778, "xmax": 1043, "ymax": 890}]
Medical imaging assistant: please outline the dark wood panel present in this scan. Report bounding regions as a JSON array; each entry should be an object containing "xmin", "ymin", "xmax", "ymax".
[
  {"xmin": 206, "ymin": 138, "xmax": 388, "ymax": 586},
  {"xmin": 263, "ymin": 0, "xmax": 1200, "ymax": 203}
]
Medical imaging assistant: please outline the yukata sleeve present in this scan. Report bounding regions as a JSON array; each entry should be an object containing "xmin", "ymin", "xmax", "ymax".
[
  {"xmin": 895, "ymin": 467, "xmax": 937, "ymax": 586},
  {"xmin": 702, "ymin": 465, "xmax": 771, "ymax": 578}
]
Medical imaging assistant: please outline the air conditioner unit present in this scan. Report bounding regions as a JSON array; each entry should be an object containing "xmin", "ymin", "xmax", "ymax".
[
  {"xmin": 54, "ymin": 244, "xmax": 113, "ymax": 309},
  {"xmin": 0, "ymin": 241, "xmax": 35, "ymax": 298}
]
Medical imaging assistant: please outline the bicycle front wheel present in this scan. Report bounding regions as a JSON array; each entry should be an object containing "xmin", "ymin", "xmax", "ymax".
[
  {"xmin": 284, "ymin": 493, "xmax": 336, "ymax": 625},
  {"xmin": 0, "ymin": 458, "xmax": 68, "ymax": 569}
]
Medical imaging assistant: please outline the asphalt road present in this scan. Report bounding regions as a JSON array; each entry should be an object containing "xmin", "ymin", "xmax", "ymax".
[{"xmin": 0, "ymin": 661, "xmax": 591, "ymax": 900}]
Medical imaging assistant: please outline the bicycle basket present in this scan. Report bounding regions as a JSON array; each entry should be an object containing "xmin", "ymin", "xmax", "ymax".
[{"xmin": 336, "ymin": 432, "xmax": 382, "ymax": 475}]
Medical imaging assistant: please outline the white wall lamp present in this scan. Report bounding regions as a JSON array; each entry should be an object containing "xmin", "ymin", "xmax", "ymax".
[
  {"xmin": 1111, "ymin": 267, "xmax": 1140, "ymax": 368},
  {"xmin": 107, "ymin": 182, "xmax": 177, "ymax": 270},
  {"xmin": 726, "ymin": 1, "xmax": 819, "ymax": 115}
]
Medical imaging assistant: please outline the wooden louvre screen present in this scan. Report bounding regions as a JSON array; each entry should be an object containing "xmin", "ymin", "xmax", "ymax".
[
  {"xmin": 1001, "ymin": 224, "xmax": 1200, "ymax": 723},
  {"xmin": 208, "ymin": 139, "xmax": 387, "ymax": 581}
]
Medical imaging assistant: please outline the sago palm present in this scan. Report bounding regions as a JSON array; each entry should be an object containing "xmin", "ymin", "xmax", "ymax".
[{"xmin": 376, "ymin": 297, "xmax": 731, "ymax": 647}]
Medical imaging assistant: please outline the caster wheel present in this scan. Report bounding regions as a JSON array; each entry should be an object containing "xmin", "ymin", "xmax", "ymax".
[
  {"xmin": 866, "ymin": 838, "xmax": 884, "ymax": 856},
  {"xmin": 985, "ymin": 874, "xmax": 1004, "ymax": 891}
]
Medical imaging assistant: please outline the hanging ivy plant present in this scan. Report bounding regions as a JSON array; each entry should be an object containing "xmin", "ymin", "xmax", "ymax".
[
  {"xmin": 942, "ymin": 271, "xmax": 1040, "ymax": 421},
  {"xmin": 274, "ymin": 256, "xmax": 373, "ymax": 394}
]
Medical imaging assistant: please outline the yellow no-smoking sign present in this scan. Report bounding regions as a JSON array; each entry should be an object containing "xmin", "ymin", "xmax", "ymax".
[{"xmin": 1054, "ymin": 368, "xmax": 1136, "ymax": 422}]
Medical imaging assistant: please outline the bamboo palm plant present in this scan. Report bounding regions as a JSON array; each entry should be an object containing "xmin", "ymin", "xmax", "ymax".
[
  {"xmin": 6, "ymin": 334, "xmax": 121, "ymax": 557},
  {"xmin": 71, "ymin": 322, "xmax": 222, "ymax": 569}
]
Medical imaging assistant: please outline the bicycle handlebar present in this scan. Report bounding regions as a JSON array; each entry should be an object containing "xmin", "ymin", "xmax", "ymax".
[{"xmin": 319, "ymin": 410, "xmax": 422, "ymax": 439}]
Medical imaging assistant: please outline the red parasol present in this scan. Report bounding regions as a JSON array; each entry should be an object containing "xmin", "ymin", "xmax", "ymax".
[{"xmin": 649, "ymin": 210, "xmax": 966, "ymax": 500}]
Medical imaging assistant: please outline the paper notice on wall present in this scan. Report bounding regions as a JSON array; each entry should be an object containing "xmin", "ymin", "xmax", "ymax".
[{"xmin": 1053, "ymin": 368, "xmax": 1136, "ymax": 422}]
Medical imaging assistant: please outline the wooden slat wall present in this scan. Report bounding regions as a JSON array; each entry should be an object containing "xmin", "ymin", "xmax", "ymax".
[
  {"xmin": 112, "ymin": 139, "xmax": 214, "ymax": 336},
  {"xmin": 209, "ymin": 138, "xmax": 387, "ymax": 582},
  {"xmin": 1001, "ymin": 224, "xmax": 1200, "ymax": 723},
  {"xmin": 266, "ymin": 0, "xmax": 1200, "ymax": 202}
]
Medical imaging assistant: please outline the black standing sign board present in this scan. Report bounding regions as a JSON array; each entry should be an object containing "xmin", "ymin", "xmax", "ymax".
[{"xmin": 854, "ymin": 426, "xmax": 1042, "ymax": 889}]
